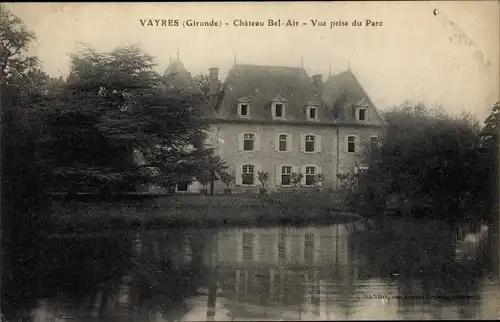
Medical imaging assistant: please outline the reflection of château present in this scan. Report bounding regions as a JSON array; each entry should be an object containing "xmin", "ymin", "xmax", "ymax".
[
  {"xmin": 211, "ymin": 226, "xmax": 352, "ymax": 267},
  {"xmin": 201, "ymin": 225, "xmax": 362, "ymax": 320}
]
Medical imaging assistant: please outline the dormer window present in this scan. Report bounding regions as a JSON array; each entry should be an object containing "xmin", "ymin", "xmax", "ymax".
[
  {"xmin": 275, "ymin": 104, "xmax": 284, "ymax": 117},
  {"xmin": 306, "ymin": 102, "xmax": 320, "ymax": 121},
  {"xmin": 309, "ymin": 107, "xmax": 316, "ymax": 119},
  {"xmin": 271, "ymin": 96, "xmax": 287, "ymax": 119},
  {"xmin": 355, "ymin": 101, "xmax": 368, "ymax": 121},
  {"xmin": 240, "ymin": 104, "xmax": 248, "ymax": 116},
  {"xmin": 238, "ymin": 98, "xmax": 251, "ymax": 117},
  {"xmin": 358, "ymin": 108, "xmax": 366, "ymax": 121}
]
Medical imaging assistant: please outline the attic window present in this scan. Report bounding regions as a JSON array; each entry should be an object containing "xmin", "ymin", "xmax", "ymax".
[
  {"xmin": 306, "ymin": 103, "xmax": 319, "ymax": 121},
  {"xmin": 355, "ymin": 105, "xmax": 368, "ymax": 121},
  {"xmin": 275, "ymin": 104, "xmax": 284, "ymax": 117},
  {"xmin": 238, "ymin": 98, "xmax": 251, "ymax": 117},
  {"xmin": 271, "ymin": 97, "xmax": 287, "ymax": 119},
  {"xmin": 240, "ymin": 104, "xmax": 248, "ymax": 116},
  {"xmin": 359, "ymin": 109, "xmax": 366, "ymax": 121}
]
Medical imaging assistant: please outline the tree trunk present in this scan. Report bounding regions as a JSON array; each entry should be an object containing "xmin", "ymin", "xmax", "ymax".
[{"xmin": 210, "ymin": 171, "xmax": 215, "ymax": 196}]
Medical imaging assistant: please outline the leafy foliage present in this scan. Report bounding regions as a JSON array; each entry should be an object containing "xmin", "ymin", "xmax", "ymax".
[
  {"xmin": 41, "ymin": 44, "xmax": 225, "ymax": 192},
  {"xmin": 193, "ymin": 73, "xmax": 222, "ymax": 100},
  {"xmin": 314, "ymin": 173, "xmax": 326, "ymax": 188},
  {"xmin": 220, "ymin": 171, "xmax": 234, "ymax": 188},
  {"xmin": 345, "ymin": 102, "xmax": 495, "ymax": 221},
  {"xmin": 291, "ymin": 173, "xmax": 303, "ymax": 188},
  {"xmin": 257, "ymin": 171, "xmax": 269, "ymax": 188}
]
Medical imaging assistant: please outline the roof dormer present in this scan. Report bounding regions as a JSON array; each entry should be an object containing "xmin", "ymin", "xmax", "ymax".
[
  {"xmin": 306, "ymin": 101, "xmax": 320, "ymax": 121},
  {"xmin": 354, "ymin": 98, "xmax": 369, "ymax": 121},
  {"xmin": 271, "ymin": 96, "xmax": 287, "ymax": 119},
  {"xmin": 237, "ymin": 97, "xmax": 251, "ymax": 117}
]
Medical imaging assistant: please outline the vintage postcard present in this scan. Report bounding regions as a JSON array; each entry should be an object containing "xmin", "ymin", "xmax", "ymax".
[{"xmin": 1, "ymin": 1, "xmax": 499, "ymax": 321}]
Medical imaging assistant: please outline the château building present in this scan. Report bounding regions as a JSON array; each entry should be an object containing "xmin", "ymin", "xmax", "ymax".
[{"xmin": 162, "ymin": 58, "xmax": 387, "ymax": 193}]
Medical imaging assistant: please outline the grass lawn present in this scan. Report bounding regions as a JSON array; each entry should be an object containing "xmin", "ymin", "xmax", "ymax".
[{"xmin": 46, "ymin": 193, "xmax": 361, "ymax": 234}]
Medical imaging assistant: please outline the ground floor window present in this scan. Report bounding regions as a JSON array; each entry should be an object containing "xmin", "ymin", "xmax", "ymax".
[
  {"xmin": 242, "ymin": 164, "xmax": 255, "ymax": 185},
  {"xmin": 281, "ymin": 165, "xmax": 292, "ymax": 185},
  {"xmin": 305, "ymin": 166, "xmax": 316, "ymax": 186},
  {"xmin": 177, "ymin": 181, "xmax": 189, "ymax": 192}
]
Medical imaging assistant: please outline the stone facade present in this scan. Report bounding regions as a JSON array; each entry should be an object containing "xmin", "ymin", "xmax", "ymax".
[
  {"xmin": 207, "ymin": 122, "xmax": 384, "ymax": 192},
  {"xmin": 162, "ymin": 60, "xmax": 386, "ymax": 193}
]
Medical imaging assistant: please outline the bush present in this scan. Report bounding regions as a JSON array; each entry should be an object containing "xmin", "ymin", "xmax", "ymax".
[
  {"xmin": 265, "ymin": 190, "xmax": 344, "ymax": 210},
  {"xmin": 346, "ymin": 102, "xmax": 495, "ymax": 222}
]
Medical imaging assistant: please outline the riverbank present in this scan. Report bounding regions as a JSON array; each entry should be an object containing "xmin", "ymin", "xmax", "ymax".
[{"xmin": 45, "ymin": 193, "xmax": 363, "ymax": 234}]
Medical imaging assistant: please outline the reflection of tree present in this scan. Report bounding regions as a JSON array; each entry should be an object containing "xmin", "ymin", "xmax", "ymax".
[
  {"xmin": 351, "ymin": 220, "xmax": 489, "ymax": 318},
  {"xmin": 135, "ymin": 229, "xmax": 213, "ymax": 321},
  {"xmin": 2, "ymin": 233, "xmax": 134, "ymax": 322}
]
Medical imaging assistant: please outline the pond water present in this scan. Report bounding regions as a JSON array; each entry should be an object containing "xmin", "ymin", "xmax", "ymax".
[{"xmin": 3, "ymin": 221, "xmax": 500, "ymax": 321}]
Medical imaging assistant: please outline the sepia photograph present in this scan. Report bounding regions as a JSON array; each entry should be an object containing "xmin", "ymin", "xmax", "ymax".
[{"xmin": 1, "ymin": 1, "xmax": 499, "ymax": 321}]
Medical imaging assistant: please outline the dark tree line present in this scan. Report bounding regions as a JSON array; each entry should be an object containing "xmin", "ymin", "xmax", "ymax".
[
  {"xmin": 0, "ymin": 4, "xmax": 226, "ymax": 311},
  {"xmin": 338, "ymin": 102, "xmax": 499, "ymax": 222}
]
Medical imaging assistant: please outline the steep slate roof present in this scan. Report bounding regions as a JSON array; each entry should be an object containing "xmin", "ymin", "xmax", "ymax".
[
  {"xmin": 161, "ymin": 59, "xmax": 216, "ymax": 118},
  {"xmin": 214, "ymin": 64, "xmax": 385, "ymax": 126},
  {"xmin": 162, "ymin": 59, "xmax": 203, "ymax": 94},
  {"xmin": 323, "ymin": 70, "xmax": 387, "ymax": 126},
  {"xmin": 215, "ymin": 64, "xmax": 334, "ymax": 122}
]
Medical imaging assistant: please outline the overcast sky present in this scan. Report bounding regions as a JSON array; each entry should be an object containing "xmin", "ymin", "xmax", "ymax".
[{"xmin": 6, "ymin": 1, "xmax": 499, "ymax": 122}]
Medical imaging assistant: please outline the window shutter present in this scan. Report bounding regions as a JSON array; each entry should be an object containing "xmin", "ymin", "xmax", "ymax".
[
  {"xmin": 235, "ymin": 165, "xmax": 242, "ymax": 186},
  {"xmin": 355, "ymin": 136, "xmax": 361, "ymax": 153},
  {"xmin": 316, "ymin": 135, "xmax": 322, "ymax": 153},
  {"xmin": 300, "ymin": 134, "xmax": 305, "ymax": 152},
  {"xmin": 300, "ymin": 166, "xmax": 306, "ymax": 186},
  {"xmin": 288, "ymin": 134, "xmax": 293, "ymax": 152},
  {"xmin": 275, "ymin": 165, "xmax": 281, "ymax": 186},
  {"xmin": 271, "ymin": 103, "xmax": 276, "ymax": 117},
  {"xmin": 343, "ymin": 135, "xmax": 349, "ymax": 153},
  {"xmin": 255, "ymin": 133, "xmax": 261, "ymax": 151},
  {"xmin": 255, "ymin": 164, "xmax": 262, "ymax": 186},
  {"xmin": 317, "ymin": 166, "xmax": 323, "ymax": 186},
  {"xmin": 238, "ymin": 133, "xmax": 244, "ymax": 151},
  {"xmin": 275, "ymin": 134, "xmax": 280, "ymax": 152}
]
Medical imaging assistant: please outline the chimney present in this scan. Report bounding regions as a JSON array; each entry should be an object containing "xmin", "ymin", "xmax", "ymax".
[
  {"xmin": 312, "ymin": 74, "xmax": 323, "ymax": 98},
  {"xmin": 209, "ymin": 67, "xmax": 219, "ymax": 107}
]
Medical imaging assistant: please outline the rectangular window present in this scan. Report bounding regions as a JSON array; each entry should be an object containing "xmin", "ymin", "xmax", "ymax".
[
  {"xmin": 243, "ymin": 133, "xmax": 254, "ymax": 151},
  {"xmin": 242, "ymin": 233, "xmax": 254, "ymax": 261},
  {"xmin": 370, "ymin": 136, "xmax": 379, "ymax": 150},
  {"xmin": 242, "ymin": 165, "xmax": 255, "ymax": 185},
  {"xmin": 348, "ymin": 136, "xmax": 355, "ymax": 153},
  {"xmin": 304, "ymin": 233, "xmax": 314, "ymax": 263},
  {"xmin": 279, "ymin": 134, "xmax": 287, "ymax": 152},
  {"xmin": 177, "ymin": 182, "xmax": 189, "ymax": 192},
  {"xmin": 242, "ymin": 164, "xmax": 255, "ymax": 185},
  {"xmin": 358, "ymin": 109, "xmax": 366, "ymax": 121},
  {"xmin": 305, "ymin": 166, "xmax": 316, "ymax": 186},
  {"xmin": 240, "ymin": 104, "xmax": 248, "ymax": 116},
  {"xmin": 281, "ymin": 166, "xmax": 292, "ymax": 186},
  {"xmin": 275, "ymin": 104, "xmax": 283, "ymax": 117},
  {"xmin": 305, "ymin": 135, "xmax": 315, "ymax": 152},
  {"xmin": 278, "ymin": 231, "xmax": 286, "ymax": 261},
  {"xmin": 309, "ymin": 107, "xmax": 317, "ymax": 119}
]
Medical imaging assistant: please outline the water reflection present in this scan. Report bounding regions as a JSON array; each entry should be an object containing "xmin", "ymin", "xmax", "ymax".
[{"xmin": 5, "ymin": 221, "xmax": 500, "ymax": 321}]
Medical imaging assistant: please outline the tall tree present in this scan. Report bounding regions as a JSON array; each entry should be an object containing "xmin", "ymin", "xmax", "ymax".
[
  {"xmin": 45, "ymin": 45, "xmax": 225, "ymax": 194},
  {"xmin": 0, "ymin": 5, "xmax": 52, "ymax": 315}
]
